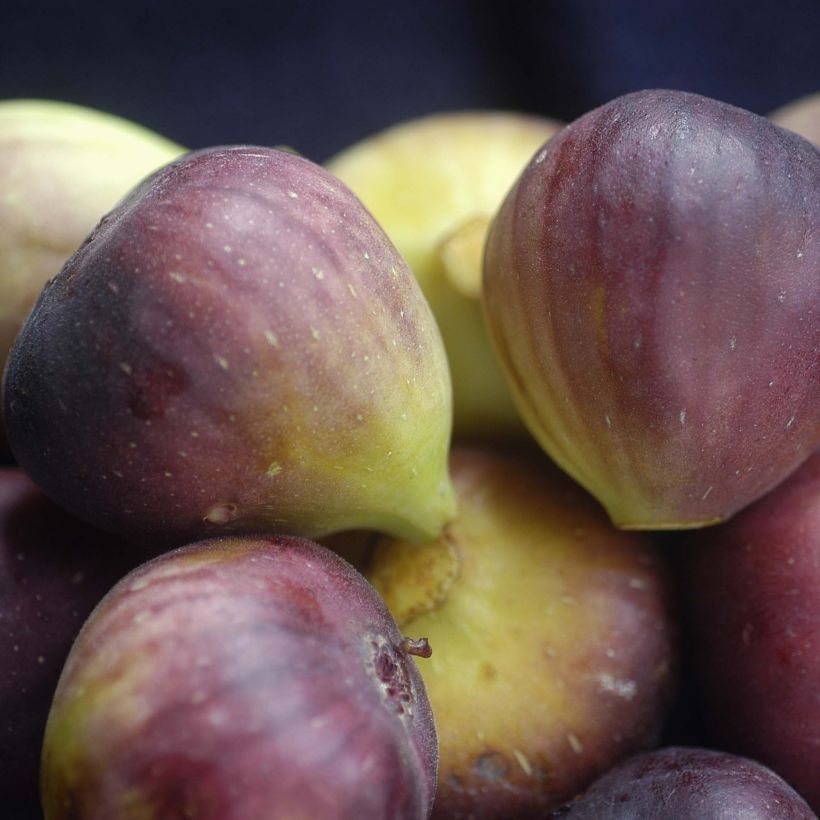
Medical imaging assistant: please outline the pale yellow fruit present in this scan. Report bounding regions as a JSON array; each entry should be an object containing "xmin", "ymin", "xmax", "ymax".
[
  {"xmin": 365, "ymin": 446, "xmax": 676, "ymax": 819},
  {"xmin": 769, "ymin": 91, "xmax": 820, "ymax": 144},
  {"xmin": 326, "ymin": 112, "xmax": 562, "ymax": 440},
  {"xmin": 0, "ymin": 99, "xmax": 184, "ymax": 446}
]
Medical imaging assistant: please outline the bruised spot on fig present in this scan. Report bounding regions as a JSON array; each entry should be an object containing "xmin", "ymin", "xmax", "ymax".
[
  {"xmin": 481, "ymin": 662, "xmax": 497, "ymax": 681},
  {"xmin": 472, "ymin": 751, "xmax": 510, "ymax": 781}
]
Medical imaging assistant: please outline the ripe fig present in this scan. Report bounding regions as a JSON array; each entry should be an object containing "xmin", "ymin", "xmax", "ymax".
[
  {"xmin": 326, "ymin": 111, "xmax": 562, "ymax": 439},
  {"xmin": 680, "ymin": 450, "xmax": 820, "ymax": 811},
  {"xmin": 3, "ymin": 145, "xmax": 455, "ymax": 546},
  {"xmin": 40, "ymin": 536, "xmax": 438, "ymax": 820},
  {"xmin": 549, "ymin": 747, "xmax": 817, "ymax": 819},
  {"xmin": 483, "ymin": 89, "xmax": 820, "ymax": 529},
  {"xmin": 361, "ymin": 445, "xmax": 676, "ymax": 819},
  {"xmin": 0, "ymin": 468, "xmax": 150, "ymax": 817},
  {"xmin": 0, "ymin": 99, "xmax": 184, "ymax": 453}
]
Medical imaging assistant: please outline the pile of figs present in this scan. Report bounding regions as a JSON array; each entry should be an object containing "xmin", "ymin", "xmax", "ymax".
[{"xmin": 0, "ymin": 88, "xmax": 818, "ymax": 819}]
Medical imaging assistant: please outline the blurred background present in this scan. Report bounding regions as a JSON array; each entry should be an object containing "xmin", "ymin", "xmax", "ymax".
[{"xmin": 2, "ymin": 0, "xmax": 819, "ymax": 160}]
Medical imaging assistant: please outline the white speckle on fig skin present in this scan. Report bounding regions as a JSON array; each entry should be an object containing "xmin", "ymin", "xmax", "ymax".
[
  {"xmin": 3, "ymin": 145, "xmax": 455, "ymax": 547},
  {"xmin": 484, "ymin": 89, "xmax": 820, "ymax": 530}
]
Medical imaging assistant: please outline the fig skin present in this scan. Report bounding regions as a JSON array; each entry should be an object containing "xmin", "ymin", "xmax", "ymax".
[
  {"xmin": 483, "ymin": 88, "xmax": 820, "ymax": 530},
  {"xmin": 0, "ymin": 468, "xmax": 151, "ymax": 817},
  {"xmin": 680, "ymin": 450, "xmax": 820, "ymax": 811},
  {"xmin": 0, "ymin": 99, "xmax": 184, "ymax": 453},
  {"xmin": 326, "ymin": 111, "xmax": 562, "ymax": 440},
  {"xmin": 363, "ymin": 445, "xmax": 676, "ymax": 820},
  {"xmin": 40, "ymin": 536, "xmax": 438, "ymax": 820},
  {"xmin": 3, "ymin": 145, "xmax": 455, "ymax": 547},
  {"xmin": 549, "ymin": 746, "xmax": 817, "ymax": 819}
]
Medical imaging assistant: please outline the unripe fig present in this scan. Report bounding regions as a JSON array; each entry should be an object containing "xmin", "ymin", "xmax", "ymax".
[
  {"xmin": 770, "ymin": 91, "xmax": 820, "ymax": 145},
  {"xmin": 362, "ymin": 445, "xmax": 676, "ymax": 819},
  {"xmin": 0, "ymin": 99, "xmax": 184, "ymax": 452},
  {"xmin": 327, "ymin": 112, "xmax": 562, "ymax": 439},
  {"xmin": 3, "ymin": 145, "xmax": 456, "ymax": 546},
  {"xmin": 484, "ymin": 89, "xmax": 820, "ymax": 529},
  {"xmin": 40, "ymin": 536, "xmax": 438, "ymax": 820}
]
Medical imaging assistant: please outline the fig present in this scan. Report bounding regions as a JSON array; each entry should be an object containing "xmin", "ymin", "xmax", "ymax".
[
  {"xmin": 483, "ymin": 88, "xmax": 820, "ymax": 529},
  {"xmin": 770, "ymin": 91, "xmax": 820, "ymax": 144},
  {"xmin": 40, "ymin": 536, "xmax": 438, "ymax": 820},
  {"xmin": 550, "ymin": 746, "xmax": 817, "ymax": 818},
  {"xmin": 361, "ymin": 445, "xmax": 676, "ymax": 819},
  {"xmin": 326, "ymin": 111, "xmax": 562, "ymax": 439},
  {"xmin": 0, "ymin": 467, "xmax": 150, "ymax": 817},
  {"xmin": 0, "ymin": 98, "xmax": 184, "ymax": 453},
  {"xmin": 3, "ymin": 145, "xmax": 456, "ymax": 546},
  {"xmin": 680, "ymin": 450, "xmax": 820, "ymax": 811}
]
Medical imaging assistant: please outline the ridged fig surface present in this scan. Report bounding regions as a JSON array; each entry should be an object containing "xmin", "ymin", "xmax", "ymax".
[
  {"xmin": 3, "ymin": 145, "xmax": 455, "ymax": 546},
  {"xmin": 0, "ymin": 98, "xmax": 183, "ymax": 452},
  {"xmin": 40, "ymin": 536, "xmax": 438, "ymax": 820},
  {"xmin": 483, "ymin": 89, "xmax": 819, "ymax": 529}
]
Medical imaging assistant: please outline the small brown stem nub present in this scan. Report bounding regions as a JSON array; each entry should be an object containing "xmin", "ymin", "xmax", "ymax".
[{"xmin": 400, "ymin": 636, "xmax": 432, "ymax": 658}]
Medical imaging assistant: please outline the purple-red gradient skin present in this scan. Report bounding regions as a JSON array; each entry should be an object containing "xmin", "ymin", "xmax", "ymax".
[
  {"xmin": 680, "ymin": 450, "xmax": 820, "ymax": 812},
  {"xmin": 40, "ymin": 536, "xmax": 438, "ymax": 820},
  {"xmin": 2, "ymin": 145, "xmax": 454, "ymax": 548},
  {"xmin": 483, "ymin": 89, "xmax": 820, "ymax": 530},
  {"xmin": 549, "ymin": 747, "xmax": 817, "ymax": 818},
  {"xmin": 0, "ymin": 468, "xmax": 149, "ymax": 817}
]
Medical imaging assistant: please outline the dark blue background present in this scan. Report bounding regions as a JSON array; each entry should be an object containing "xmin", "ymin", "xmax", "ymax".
[{"xmin": 2, "ymin": 0, "xmax": 819, "ymax": 159}]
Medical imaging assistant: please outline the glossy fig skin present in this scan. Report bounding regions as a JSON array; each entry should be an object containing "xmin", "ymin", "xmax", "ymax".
[
  {"xmin": 0, "ymin": 468, "xmax": 150, "ymax": 817},
  {"xmin": 549, "ymin": 747, "xmax": 817, "ymax": 819},
  {"xmin": 484, "ymin": 89, "xmax": 820, "ymax": 530},
  {"xmin": 0, "ymin": 99, "xmax": 184, "ymax": 453},
  {"xmin": 680, "ymin": 450, "xmax": 820, "ymax": 811},
  {"xmin": 41, "ymin": 536, "xmax": 438, "ymax": 820},
  {"xmin": 3, "ymin": 145, "xmax": 455, "ymax": 546}
]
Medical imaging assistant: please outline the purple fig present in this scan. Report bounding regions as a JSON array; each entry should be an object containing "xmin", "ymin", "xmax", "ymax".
[
  {"xmin": 483, "ymin": 89, "xmax": 819, "ymax": 530},
  {"xmin": 40, "ymin": 536, "xmax": 438, "ymax": 820},
  {"xmin": 2, "ymin": 145, "xmax": 455, "ymax": 546},
  {"xmin": 550, "ymin": 746, "xmax": 816, "ymax": 819},
  {"xmin": 0, "ymin": 467, "xmax": 150, "ymax": 816},
  {"xmin": 680, "ymin": 450, "xmax": 820, "ymax": 811}
]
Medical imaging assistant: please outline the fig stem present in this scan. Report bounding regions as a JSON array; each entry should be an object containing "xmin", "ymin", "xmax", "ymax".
[{"xmin": 400, "ymin": 636, "xmax": 432, "ymax": 658}]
